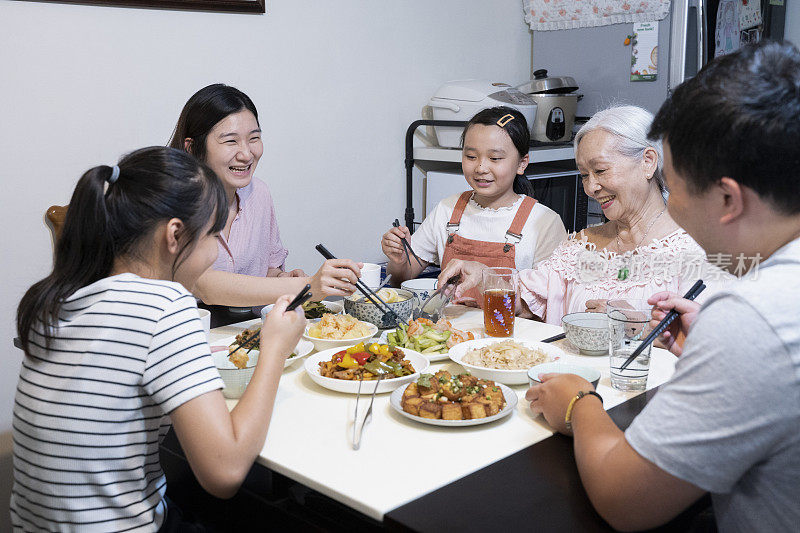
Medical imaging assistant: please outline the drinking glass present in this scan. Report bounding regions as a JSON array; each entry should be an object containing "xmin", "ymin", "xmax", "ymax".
[
  {"xmin": 482, "ymin": 267, "xmax": 518, "ymax": 337},
  {"xmin": 607, "ymin": 299, "xmax": 654, "ymax": 391}
]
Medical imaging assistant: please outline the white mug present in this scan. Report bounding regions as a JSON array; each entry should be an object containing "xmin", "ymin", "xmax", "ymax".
[
  {"xmin": 198, "ymin": 308, "xmax": 211, "ymax": 337},
  {"xmin": 359, "ymin": 262, "xmax": 381, "ymax": 289}
]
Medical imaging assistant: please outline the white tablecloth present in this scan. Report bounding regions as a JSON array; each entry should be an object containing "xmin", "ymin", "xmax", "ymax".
[{"xmin": 209, "ymin": 306, "xmax": 676, "ymax": 521}]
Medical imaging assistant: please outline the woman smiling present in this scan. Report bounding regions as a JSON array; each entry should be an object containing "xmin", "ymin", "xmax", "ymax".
[{"xmin": 169, "ymin": 84, "xmax": 361, "ymax": 306}]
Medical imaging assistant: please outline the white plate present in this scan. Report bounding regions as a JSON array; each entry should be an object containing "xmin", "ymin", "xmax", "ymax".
[
  {"xmin": 302, "ymin": 320, "xmax": 379, "ymax": 353},
  {"xmin": 447, "ymin": 338, "xmax": 565, "ymax": 385},
  {"xmin": 304, "ymin": 345, "xmax": 429, "ymax": 394},
  {"xmin": 379, "ymin": 327, "xmax": 480, "ymax": 363},
  {"xmin": 215, "ymin": 335, "xmax": 314, "ymax": 369},
  {"xmin": 389, "ymin": 382, "xmax": 518, "ymax": 427}
]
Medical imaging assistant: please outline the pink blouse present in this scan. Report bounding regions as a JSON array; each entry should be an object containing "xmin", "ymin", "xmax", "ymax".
[
  {"xmin": 520, "ymin": 230, "xmax": 731, "ymax": 325},
  {"xmin": 211, "ymin": 177, "xmax": 288, "ymax": 277}
]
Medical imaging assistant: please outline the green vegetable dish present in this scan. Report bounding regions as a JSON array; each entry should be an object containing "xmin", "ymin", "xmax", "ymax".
[
  {"xmin": 387, "ymin": 322, "xmax": 451, "ymax": 355},
  {"xmin": 301, "ymin": 301, "xmax": 329, "ymax": 319}
]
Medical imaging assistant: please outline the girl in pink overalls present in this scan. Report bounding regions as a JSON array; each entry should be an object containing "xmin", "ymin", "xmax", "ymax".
[{"xmin": 382, "ymin": 106, "xmax": 567, "ymax": 304}]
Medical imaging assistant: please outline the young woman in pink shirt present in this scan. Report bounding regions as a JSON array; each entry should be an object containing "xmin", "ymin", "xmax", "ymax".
[{"xmin": 169, "ymin": 84, "xmax": 361, "ymax": 306}]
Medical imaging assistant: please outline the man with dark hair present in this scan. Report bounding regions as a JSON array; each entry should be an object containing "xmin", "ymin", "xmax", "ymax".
[{"xmin": 526, "ymin": 41, "xmax": 800, "ymax": 532}]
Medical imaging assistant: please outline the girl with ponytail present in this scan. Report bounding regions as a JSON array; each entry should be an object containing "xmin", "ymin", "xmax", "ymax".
[
  {"xmin": 382, "ymin": 106, "xmax": 567, "ymax": 298},
  {"xmin": 12, "ymin": 147, "xmax": 306, "ymax": 531}
]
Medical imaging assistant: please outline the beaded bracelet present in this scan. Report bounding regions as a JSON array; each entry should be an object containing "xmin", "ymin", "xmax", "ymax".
[{"xmin": 565, "ymin": 390, "xmax": 603, "ymax": 431}]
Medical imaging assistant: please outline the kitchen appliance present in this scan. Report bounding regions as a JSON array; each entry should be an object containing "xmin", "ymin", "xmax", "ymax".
[
  {"xmin": 528, "ymin": 0, "xmax": 785, "ymax": 117},
  {"xmin": 517, "ymin": 69, "xmax": 580, "ymax": 143},
  {"xmin": 427, "ymin": 80, "xmax": 538, "ymax": 148}
]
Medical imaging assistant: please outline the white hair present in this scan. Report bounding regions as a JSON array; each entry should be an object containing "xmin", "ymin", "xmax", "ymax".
[{"xmin": 574, "ymin": 105, "xmax": 666, "ymax": 196}]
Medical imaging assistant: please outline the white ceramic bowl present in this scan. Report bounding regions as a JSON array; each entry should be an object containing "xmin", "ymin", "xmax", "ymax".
[
  {"xmin": 212, "ymin": 338, "xmax": 314, "ymax": 399},
  {"xmin": 304, "ymin": 345, "xmax": 429, "ymax": 394},
  {"xmin": 400, "ymin": 278, "xmax": 438, "ymax": 303},
  {"xmin": 302, "ymin": 321, "xmax": 379, "ymax": 352},
  {"xmin": 561, "ymin": 312, "xmax": 609, "ymax": 355},
  {"xmin": 260, "ymin": 300, "xmax": 344, "ymax": 322},
  {"xmin": 527, "ymin": 362, "xmax": 601, "ymax": 388},
  {"xmin": 447, "ymin": 338, "xmax": 565, "ymax": 385}
]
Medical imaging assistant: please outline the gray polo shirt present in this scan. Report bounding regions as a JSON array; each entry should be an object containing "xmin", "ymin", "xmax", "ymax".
[{"xmin": 626, "ymin": 237, "xmax": 800, "ymax": 533}]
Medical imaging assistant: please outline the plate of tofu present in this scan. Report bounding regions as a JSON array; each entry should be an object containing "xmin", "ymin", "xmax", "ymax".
[{"xmin": 389, "ymin": 370, "xmax": 518, "ymax": 427}]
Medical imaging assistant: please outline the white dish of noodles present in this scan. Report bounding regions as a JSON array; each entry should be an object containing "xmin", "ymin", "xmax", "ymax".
[{"xmin": 447, "ymin": 338, "xmax": 565, "ymax": 385}]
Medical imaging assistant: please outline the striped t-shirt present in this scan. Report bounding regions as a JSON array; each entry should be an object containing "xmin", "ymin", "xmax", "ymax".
[{"xmin": 11, "ymin": 273, "xmax": 224, "ymax": 532}]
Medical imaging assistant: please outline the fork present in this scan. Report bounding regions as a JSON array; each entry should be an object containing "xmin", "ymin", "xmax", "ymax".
[{"xmin": 353, "ymin": 369, "xmax": 386, "ymax": 450}]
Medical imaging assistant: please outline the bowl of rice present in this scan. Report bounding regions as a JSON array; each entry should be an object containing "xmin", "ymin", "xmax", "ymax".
[
  {"xmin": 447, "ymin": 338, "xmax": 565, "ymax": 385},
  {"xmin": 302, "ymin": 313, "xmax": 378, "ymax": 352}
]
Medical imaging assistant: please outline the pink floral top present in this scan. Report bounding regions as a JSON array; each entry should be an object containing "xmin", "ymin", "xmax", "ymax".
[{"xmin": 520, "ymin": 229, "xmax": 732, "ymax": 324}]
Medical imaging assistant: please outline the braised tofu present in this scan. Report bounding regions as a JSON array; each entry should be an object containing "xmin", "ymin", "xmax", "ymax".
[
  {"xmin": 402, "ymin": 373, "xmax": 504, "ymax": 422},
  {"xmin": 441, "ymin": 403, "xmax": 463, "ymax": 420},
  {"xmin": 462, "ymin": 402, "xmax": 487, "ymax": 419},
  {"xmin": 418, "ymin": 403, "xmax": 442, "ymax": 419},
  {"xmin": 403, "ymin": 397, "xmax": 424, "ymax": 416},
  {"xmin": 403, "ymin": 383, "xmax": 419, "ymax": 398}
]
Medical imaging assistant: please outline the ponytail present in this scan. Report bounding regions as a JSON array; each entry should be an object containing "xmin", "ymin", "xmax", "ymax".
[
  {"xmin": 512, "ymin": 174, "xmax": 535, "ymax": 198},
  {"xmin": 17, "ymin": 147, "xmax": 227, "ymax": 353},
  {"xmin": 17, "ymin": 166, "xmax": 117, "ymax": 352}
]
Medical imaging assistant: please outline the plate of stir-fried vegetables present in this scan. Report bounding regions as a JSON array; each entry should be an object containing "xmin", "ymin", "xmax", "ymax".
[
  {"xmin": 304, "ymin": 342, "xmax": 429, "ymax": 394},
  {"xmin": 384, "ymin": 318, "xmax": 477, "ymax": 362}
]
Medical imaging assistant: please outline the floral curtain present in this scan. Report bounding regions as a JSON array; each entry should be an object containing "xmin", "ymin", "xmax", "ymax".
[{"xmin": 523, "ymin": 0, "xmax": 671, "ymax": 31}]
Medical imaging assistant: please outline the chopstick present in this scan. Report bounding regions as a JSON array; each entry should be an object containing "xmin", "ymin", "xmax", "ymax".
[
  {"xmin": 315, "ymin": 244, "xmax": 407, "ymax": 326},
  {"xmin": 286, "ymin": 284, "xmax": 313, "ymax": 312},
  {"xmin": 234, "ymin": 284, "xmax": 313, "ymax": 356},
  {"xmin": 541, "ymin": 332, "xmax": 566, "ymax": 343},
  {"xmin": 619, "ymin": 280, "xmax": 706, "ymax": 371},
  {"xmin": 393, "ymin": 219, "xmax": 424, "ymax": 267}
]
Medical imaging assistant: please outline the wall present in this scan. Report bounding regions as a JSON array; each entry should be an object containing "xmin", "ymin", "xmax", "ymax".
[{"xmin": 0, "ymin": 0, "xmax": 532, "ymax": 433}]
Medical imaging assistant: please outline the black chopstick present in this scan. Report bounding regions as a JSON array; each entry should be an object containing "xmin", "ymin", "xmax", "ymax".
[
  {"xmin": 239, "ymin": 285, "xmax": 312, "ymax": 356},
  {"xmin": 230, "ymin": 329, "xmax": 260, "ymax": 356},
  {"xmin": 315, "ymin": 244, "xmax": 406, "ymax": 326},
  {"xmin": 393, "ymin": 219, "xmax": 424, "ymax": 267},
  {"xmin": 619, "ymin": 280, "xmax": 706, "ymax": 371},
  {"xmin": 286, "ymin": 284, "xmax": 313, "ymax": 312},
  {"xmin": 541, "ymin": 332, "xmax": 566, "ymax": 343}
]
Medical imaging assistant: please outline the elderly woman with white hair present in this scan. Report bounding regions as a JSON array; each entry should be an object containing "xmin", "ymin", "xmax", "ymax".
[{"xmin": 440, "ymin": 105, "xmax": 727, "ymax": 324}]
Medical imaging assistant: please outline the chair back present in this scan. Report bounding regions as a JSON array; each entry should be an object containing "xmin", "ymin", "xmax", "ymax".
[{"xmin": 45, "ymin": 205, "xmax": 68, "ymax": 243}]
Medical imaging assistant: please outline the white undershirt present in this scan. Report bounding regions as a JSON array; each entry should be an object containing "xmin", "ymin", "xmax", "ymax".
[{"xmin": 410, "ymin": 193, "xmax": 568, "ymax": 269}]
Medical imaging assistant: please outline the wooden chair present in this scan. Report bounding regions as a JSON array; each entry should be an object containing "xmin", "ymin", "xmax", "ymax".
[{"xmin": 45, "ymin": 205, "xmax": 68, "ymax": 243}]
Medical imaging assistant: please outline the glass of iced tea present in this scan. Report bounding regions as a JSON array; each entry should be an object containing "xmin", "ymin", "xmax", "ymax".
[{"xmin": 482, "ymin": 267, "xmax": 518, "ymax": 337}]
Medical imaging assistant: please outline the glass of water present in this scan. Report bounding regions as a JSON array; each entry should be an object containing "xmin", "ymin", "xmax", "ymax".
[{"xmin": 607, "ymin": 299, "xmax": 654, "ymax": 391}]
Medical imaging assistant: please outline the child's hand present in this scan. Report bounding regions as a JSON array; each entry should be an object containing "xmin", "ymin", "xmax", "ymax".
[
  {"xmin": 647, "ymin": 291, "xmax": 700, "ymax": 357},
  {"xmin": 381, "ymin": 226, "xmax": 411, "ymax": 265},
  {"xmin": 260, "ymin": 295, "xmax": 307, "ymax": 359},
  {"xmin": 437, "ymin": 260, "xmax": 486, "ymax": 300}
]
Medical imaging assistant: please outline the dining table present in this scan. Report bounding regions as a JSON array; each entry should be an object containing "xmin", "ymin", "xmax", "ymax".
[{"xmin": 160, "ymin": 303, "xmax": 714, "ymax": 532}]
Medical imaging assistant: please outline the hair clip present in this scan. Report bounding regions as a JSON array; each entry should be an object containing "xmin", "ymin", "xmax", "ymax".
[{"xmin": 496, "ymin": 114, "xmax": 515, "ymax": 127}]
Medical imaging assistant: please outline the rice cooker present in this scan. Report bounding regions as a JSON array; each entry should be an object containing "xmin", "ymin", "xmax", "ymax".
[
  {"xmin": 427, "ymin": 80, "xmax": 538, "ymax": 148},
  {"xmin": 516, "ymin": 69, "xmax": 580, "ymax": 143}
]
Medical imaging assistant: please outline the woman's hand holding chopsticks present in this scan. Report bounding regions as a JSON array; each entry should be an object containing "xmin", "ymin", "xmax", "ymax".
[
  {"xmin": 309, "ymin": 259, "xmax": 362, "ymax": 299},
  {"xmin": 647, "ymin": 291, "xmax": 702, "ymax": 357}
]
